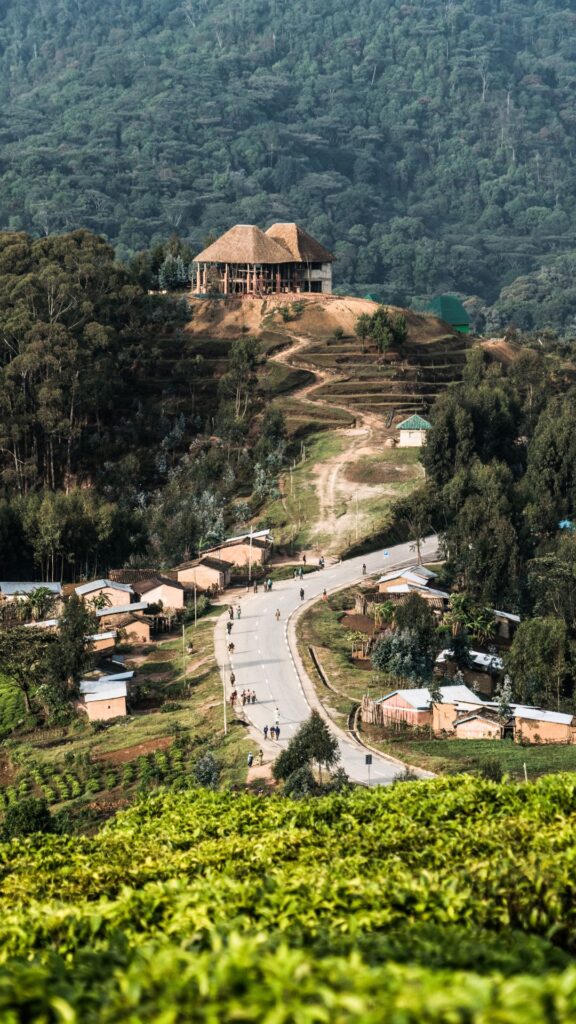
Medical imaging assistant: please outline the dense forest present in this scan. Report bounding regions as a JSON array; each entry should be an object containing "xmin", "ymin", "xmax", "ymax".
[
  {"xmin": 1, "ymin": 0, "xmax": 576, "ymax": 330},
  {"xmin": 396, "ymin": 345, "xmax": 576, "ymax": 711},
  {"xmin": 0, "ymin": 229, "xmax": 286, "ymax": 579}
]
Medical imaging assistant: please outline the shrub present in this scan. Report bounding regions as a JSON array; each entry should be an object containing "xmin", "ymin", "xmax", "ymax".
[
  {"xmin": 193, "ymin": 753, "xmax": 221, "ymax": 789},
  {"xmin": 161, "ymin": 701, "xmax": 182, "ymax": 713},
  {"xmin": 2, "ymin": 797, "xmax": 52, "ymax": 839}
]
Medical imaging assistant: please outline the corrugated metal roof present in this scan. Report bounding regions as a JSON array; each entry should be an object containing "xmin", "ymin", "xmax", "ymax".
[
  {"xmin": 436, "ymin": 649, "xmax": 504, "ymax": 671},
  {"xmin": 75, "ymin": 579, "xmax": 134, "ymax": 596},
  {"xmin": 96, "ymin": 601, "xmax": 148, "ymax": 617},
  {"xmin": 83, "ymin": 684, "xmax": 127, "ymax": 703},
  {"xmin": 0, "ymin": 582, "xmax": 62, "ymax": 596},
  {"xmin": 512, "ymin": 704, "xmax": 573, "ymax": 725},
  {"xmin": 397, "ymin": 414, "xmax": 432, "ymax": 431},
  {"xmin": 378, "ymin": 566, "xmax": 436, "ymax": 584},
  {"xmin": 377, "ymin": 684, "xmax": 479, "ymax": 709}
]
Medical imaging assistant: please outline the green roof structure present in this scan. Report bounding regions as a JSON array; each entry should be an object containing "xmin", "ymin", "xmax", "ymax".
[
  {"xmin": 397, "ymin": 414, "xmax": 432, "ymax": 431},
  {"xmin": 426, "ymin": 295, "xmax": 471, "ymax": 334}
]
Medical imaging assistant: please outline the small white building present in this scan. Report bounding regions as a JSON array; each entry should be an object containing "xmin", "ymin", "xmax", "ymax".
[{"xmin": 396, "ymin": 414, "xmax": 432, "ymax": 447}]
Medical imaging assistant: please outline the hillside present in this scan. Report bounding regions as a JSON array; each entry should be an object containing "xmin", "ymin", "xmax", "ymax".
[
  {"xmin": 2, "ymin": 0, "xmax": 576, "ymax": 330},
  {"xmin": 1, "ymin": 777, "xmax": 576, "ymax": 1019}
]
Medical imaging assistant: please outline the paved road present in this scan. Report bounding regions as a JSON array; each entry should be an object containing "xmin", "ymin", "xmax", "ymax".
[{"xmin": 216, "ymin": 536, "xmax": 439, "ymax": 785}]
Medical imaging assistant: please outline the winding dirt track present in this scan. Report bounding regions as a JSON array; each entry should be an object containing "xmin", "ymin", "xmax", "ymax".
[{"xmin": 269, "ymin": 337, "xmax": 415, "ymax": 552}]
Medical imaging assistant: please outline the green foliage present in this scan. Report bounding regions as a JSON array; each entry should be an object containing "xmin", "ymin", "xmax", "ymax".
[
  {"xmin": 0, "ymin": 779, "xmax": 576, "ymax": 1017},
  {"xmin": 273, "ymin": 710, "xmax": 340, "ymax": 784},
  {"xmin": 193, "ymin": 753, "xmax": 221, "ymax": 789},
  {"xmin": 371, "ymin": 630, "xmax": 434, "ymax": 683},
  {"xmin": 1, "ymin": 797, "xmax": 52, "ymax": 839},
  {"xmin": 355, "ymin": 306, "xmax": 406, "ymax": 352}
]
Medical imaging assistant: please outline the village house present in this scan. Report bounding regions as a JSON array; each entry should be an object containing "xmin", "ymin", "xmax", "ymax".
[
  {"xmin": 425, "ymin": 295, "xmax": 471, "ymax": 335},
  {"xmin": 513, "ymin": 705, "xmax": 575, "ymax": 745},
  {"xmin": 494, "ymin": 609, "xmax": 520, "ymax": 641},
  {"xmin": 90, "ymin": 630, "xmax": 118, "ymax": 653},
  {"xmin": 378, "ymin": 565, "xmax": 438, "ymax": 592},
  {"xmin": 436, "ymin": 648, "xmax": 504, "ymax": 697},
  {"xmin": 453, "ymin": 709, "xmax": 504, "ymax": 740},
  {"xmin": 111, "ymin": 613, "xmax": 152, "ymax": 645},
  {"xmin": 95, "ymin": 601, "xmax": 150, "ymax": 631},
  {"xmin": 175, "ymin": 556, "xmax": 233, "ymax": 592},
  {"xmin": 396, "ymin": 414, "xmax": 432, "ymax": 448},
  {"xmin": 78, "ymin": 671, "xmax": 134, "ymax": 722},
  {"xmin": 131, "ymin": 576, "xmax": 184, "ymax": 610},
  {"xmin": 75, "ymin": 579, "xmax": 135, "ymax": 607},
  {"xmin": 203, "ymin": 529, "xmax": 273, "ymax": 569},
  {"xmin": 193, "ymin": 223, "xmax": 334, "ymax": 296},
  {"xmin": 362, "ymin": 684, "xmax": 479, "ymax": 729}
]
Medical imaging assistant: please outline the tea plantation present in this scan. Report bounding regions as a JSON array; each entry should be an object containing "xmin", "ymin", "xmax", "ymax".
[{"xmin": 2, "ymin": 775, "xmax": 576, "ymax": 1021}]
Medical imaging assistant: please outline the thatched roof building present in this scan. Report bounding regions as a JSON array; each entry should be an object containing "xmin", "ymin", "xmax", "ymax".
[{"xmin": 193, "ymin": 222, "xmax": 334, "ymax": 297}]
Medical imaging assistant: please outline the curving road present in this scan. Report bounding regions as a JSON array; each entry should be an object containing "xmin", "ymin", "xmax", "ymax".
[{"xmin": 215, "ymin": 536, "xmax": 439, "ymax": 785}]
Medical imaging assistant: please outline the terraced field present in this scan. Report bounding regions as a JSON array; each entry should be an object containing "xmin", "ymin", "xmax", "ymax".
[{"xmin": 301, "ymin": 335, "xmax": 473, "ymax": 419}]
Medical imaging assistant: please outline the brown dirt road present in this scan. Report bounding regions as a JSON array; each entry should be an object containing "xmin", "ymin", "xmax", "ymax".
[{"xmin": 270, "ymin": 338, "xmax": 423, "ymax": 553}]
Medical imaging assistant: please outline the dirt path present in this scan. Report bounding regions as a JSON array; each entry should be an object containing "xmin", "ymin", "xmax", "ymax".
[{"xmin": 270, "ymin": 338, "xmax": 419, "ymax": 552}]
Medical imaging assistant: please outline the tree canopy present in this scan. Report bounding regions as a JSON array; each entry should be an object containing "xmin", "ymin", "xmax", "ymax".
[{"xmin": 1, "ymin": 0, "xmax": 576, "ymax": 328}]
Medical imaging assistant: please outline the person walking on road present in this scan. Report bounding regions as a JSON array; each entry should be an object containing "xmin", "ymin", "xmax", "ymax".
[
  {"xmin": 362, "ymin": 563, "xmax": 367, "ymax": 576},
  {"xmin": 251, "ymin": 690, "xmax": 256, "ymax": 704},
  {"xmin": 299, "ymin": 567, "xmax": 304, "ymax": 580},
  {"xmin": 230, "ymin": 690, "xmax": 237, "ymax": 707},
  {"xmin": 275, "ymin": 608, "xmax": 281, "ymax": 622},
  {"xmin": 228, "ymin": 606, "xmax": 234, "ymax": 620},
  {"xmin": 299, "ymin": 587, "xmax": 305, "ymax": 601},
  {"xmin": 247, "ymin": 752, "xmax": 253, "ymax": 768},
  {"xmin": 228, "ymin": 642, "xmax": 235, "ymax": 654},
  {"xmin": 259, "ymin": 749, "xmax": 264, "ymax": 766},
  {"xmin": 263, "ymin": 725, "xmax": 268, "ymax": 740},
  {"xmin": 230, "ymin": 671, "xmax": 236, "ymax": 687},
  {"xmin": 226, "ymin": 620, "xmax": 233, "ymax": 635},
  {"xmin": 275, "ymin": 725, "xmax": 280, "ymax": 741},
  {"xmin": 253, "ymin": 581, "xmax": 258, "ymax": 593},
  {"xmin": 267, "ymin": 577, "xmax": 273, "ymax": 591},
  {"xmin": 236, "ymin": 604, "xmax": 241, "ymax": 619},
  {"xmin": 302, "ymin": 554, "xmax": 307, "ymax": 565},
  {"xmin": 322, "ymin": 589, "xmax": 328, "ymax": 602}
]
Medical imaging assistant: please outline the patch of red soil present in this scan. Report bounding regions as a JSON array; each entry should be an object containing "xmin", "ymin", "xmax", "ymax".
[
  {"xmin": 340, "ymin": 613, "xmax": 375, "ymax": 636},
  {"xmin": 96, "ymin": 736, "xmax": 173, "ymax": 765}
]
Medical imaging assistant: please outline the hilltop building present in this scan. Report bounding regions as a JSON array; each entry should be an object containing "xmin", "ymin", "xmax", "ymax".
[{"xmin": 193, "ymin": 223, "xmax": 334, "ymax": 296}]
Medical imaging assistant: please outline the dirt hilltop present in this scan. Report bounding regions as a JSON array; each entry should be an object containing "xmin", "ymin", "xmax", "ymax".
[{"xmin": 187, "ymin": 293, "xmax": 457, "ymax": 344}]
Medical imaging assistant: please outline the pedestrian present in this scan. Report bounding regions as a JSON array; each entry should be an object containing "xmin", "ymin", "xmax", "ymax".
[
  {"xmin": 251, "ymin": 690, "xmax": 256, "ymax": 704},
  {"xmin": 263, "ymin": 725, "xmax": 268, "ymax": 740},
  {"xmin": 319, "ymin": 556, "xmax": 324, "ymax": 568},
  {"xmin": 246, "ymin": 582, "xmax": 250, "ymax": 593},
  {"xmin": 267, "ymin": 577, "xmax": 272, "ymax": 591},
  {"xmin": 275, "ymin": 725, "xmax": 280, "ymax": 741},
  {"xmin": 275, "ymin": 608, "xmax": 281, "ymax": 621},
  {"xmin": 236, "ymin": 604, "xmax": 241, "ymax": 619},
  {"xmin": 299, "ymin": 567, "xmax": 304, "ymax": 580},
  {"xmin": 270, "ymin": 724, "xmax": 275, "ymax": 739},
  {"xmin": 253, "ymin": 581, "xmax": 258, "ymax": 593},
  {"xmin": 228, "ymin": 642, "xmax": 235, "ymax": 654},
  {"xmin": 230, "ymin": 671, "xmax": 236, "ymax": 686},
  {"xmin": 299, "ymin": 587, "xmax": 305, "ymax": 601},
  {"xmin": 247, "ymin": 752, "xmax": 253, "ymax": 768},
  {"xmin": 259, "ymin": 748, "xmax": 264, "ymax": 766},
  {"xmin": 241, "ymin": 690, "xmax": 246, "ymax": 706},
  {"xmin": 228, "ymin": 606, "xmax": 234, "ymax": 620},
  {"xmin": 362, "ymin": 563, "xmax": 367, "ymax": 576},
  {"xmin": 302, "ymin": 554, "xmax": 307, "ymax": 565},
  {"xmin": 230, "ymin": 690, "xmax": 236, "ymax": 707},
  {"xmin": 226, "ymin": 620, "xmax": 233, "ymax": 635}
]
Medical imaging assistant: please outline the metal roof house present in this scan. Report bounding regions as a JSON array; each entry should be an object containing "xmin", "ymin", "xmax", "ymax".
[
  {"xmin": 0, "ymin": 581, "xmax": 62, "ymax": 600},
  {"xmin": 396, "ymin": 414, "xmax": 432, "ymax": 448},
  {"xmin": 193, "ymin": 223, "xmax": 334, "ymax": 297}
]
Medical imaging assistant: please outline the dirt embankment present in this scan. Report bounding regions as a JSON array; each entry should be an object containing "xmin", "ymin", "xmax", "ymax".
[{"xmin": 186, "ymin": 294, "xmax": 455, "ymax": 345}]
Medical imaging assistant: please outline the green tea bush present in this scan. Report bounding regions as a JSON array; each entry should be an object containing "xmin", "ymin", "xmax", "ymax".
[{"xmin": 2, "ymin": 777, "xmax": 576, "ymax": 1019}]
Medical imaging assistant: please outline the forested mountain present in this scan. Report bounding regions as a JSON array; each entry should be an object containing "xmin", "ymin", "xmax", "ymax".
[{"xmin": 1, "ymin": 0, "xmax": 576, "ymax": 330}]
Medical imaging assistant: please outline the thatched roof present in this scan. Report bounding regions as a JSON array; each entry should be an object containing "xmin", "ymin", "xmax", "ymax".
[
  {"xmin": 266, "ymin": 223, "xmax": 334, "ymax": 263},
  {"xmin": 194, "ymin": 225, "xmax": 294, "ymax": 264}
]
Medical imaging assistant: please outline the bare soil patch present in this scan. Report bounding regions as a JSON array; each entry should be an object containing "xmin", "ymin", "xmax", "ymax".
[
  {"xmin": 96, "ymin": 736, "xmax": 173, "ymax": 765},
  {"xmin": 340, "ymin": 613, "xmax": 375, "ymax": 636},
  {"xmin": 343, "ymin": 461, "xmax": 411, "ymax": 485}
]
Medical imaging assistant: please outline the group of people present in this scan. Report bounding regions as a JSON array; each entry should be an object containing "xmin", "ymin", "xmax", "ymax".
[
  {"xmin": 247, "ymin": 750, "xmax": 264, "ymax": 768},
  {"xmin": 263, "ymin": 724, "xmax": 281, "ymax": 741}
]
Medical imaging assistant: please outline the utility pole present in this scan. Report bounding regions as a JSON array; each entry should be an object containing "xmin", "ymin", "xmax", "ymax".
[
  {"xmin": 248, "ymin": 524, "xmax": 253, "ymax": 583},
  {"xmin": 194, "ymin": 583, "xmax": 197, "ymax": 627},
  {"xmin": 355, "ymin": 490, "xmax": 359, "ymax": 540},
  {"xmin": 182, "ymin": 623, "xmax": 186, "ymax": 680}
]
